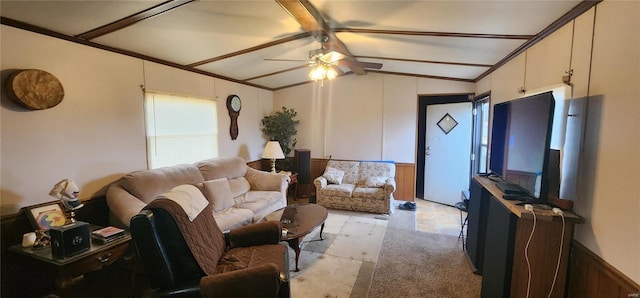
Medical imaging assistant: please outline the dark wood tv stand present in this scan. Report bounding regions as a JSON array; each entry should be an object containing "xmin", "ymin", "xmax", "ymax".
[{"xmin": 467, "ymin": 176, "xmax": 583, "ymax": 297}]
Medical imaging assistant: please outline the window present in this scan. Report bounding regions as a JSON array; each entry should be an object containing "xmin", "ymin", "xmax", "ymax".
[
  {"xmin": 144, "ymin": 90, "xmax": 218, "ymax": 169},
  {"xmin": 471, "ymin": 95, "xmax": 490, "ymax": 175}
]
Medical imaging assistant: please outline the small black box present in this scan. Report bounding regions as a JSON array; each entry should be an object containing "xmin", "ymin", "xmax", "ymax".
[{"xmin": 50, "ymin": 221, "xmax": 90, "ymax": 258}]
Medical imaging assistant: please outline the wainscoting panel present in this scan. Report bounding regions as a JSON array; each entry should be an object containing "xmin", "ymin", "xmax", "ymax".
[
  {"xmin": 394, "ymin": 163, "xmax": 416, "ymax": 201},
  {"xmin": 568, "ymin": 240, "xmax": 639, "ymax": 297}
]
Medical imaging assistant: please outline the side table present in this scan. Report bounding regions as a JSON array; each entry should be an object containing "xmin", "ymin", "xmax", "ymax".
[{"xmin": 8, "ymin": 227, "xmax": 132, "ymax": 288}]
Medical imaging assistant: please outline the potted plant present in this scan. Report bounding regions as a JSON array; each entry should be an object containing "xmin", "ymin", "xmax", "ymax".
[{"xmin": 261, "ymin": 107, "xmax": 300, "ymax": 170}]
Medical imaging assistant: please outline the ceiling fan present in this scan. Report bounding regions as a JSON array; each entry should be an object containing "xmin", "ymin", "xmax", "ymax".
[
  {"xmin": 266, "ymin": 34, "xmax": 382, "ymax": 81},
  {"xmin": 271, "ymin": 0, "xmax": 383, "ymax": 81}
]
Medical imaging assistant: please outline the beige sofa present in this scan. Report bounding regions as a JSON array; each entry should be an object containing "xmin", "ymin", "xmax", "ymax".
[
  {"xmin": 314, "ymin": 160, "xmax": 396, "ymax": 214},
  {"xmin": 106, "ymin": 157, "xmax": 288, "ymax": 231}
]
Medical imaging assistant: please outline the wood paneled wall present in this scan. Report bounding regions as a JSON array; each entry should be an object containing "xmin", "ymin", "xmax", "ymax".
[
  {"xmin": 568, "ymin": 241, "xmax": 640, "ymax": 297},
  {"xmin": 394, "ymin": 163, "xmax": 416, "ymax": 201}
]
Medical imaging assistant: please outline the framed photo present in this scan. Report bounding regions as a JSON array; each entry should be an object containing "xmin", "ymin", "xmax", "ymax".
[{"xmin": 24, "ymin": 202, "xmax": 67, "ymax": 231}]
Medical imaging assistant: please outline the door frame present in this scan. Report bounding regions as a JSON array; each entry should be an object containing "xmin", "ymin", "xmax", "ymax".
[{"xmin": 416, "ymin": 93, "xmax": 474, "ymax": 199}]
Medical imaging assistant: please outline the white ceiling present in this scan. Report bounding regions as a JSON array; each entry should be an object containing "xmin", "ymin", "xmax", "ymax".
[{"xmin": 1, "ymin": 0, "xmax": 591, "ymax": 90}]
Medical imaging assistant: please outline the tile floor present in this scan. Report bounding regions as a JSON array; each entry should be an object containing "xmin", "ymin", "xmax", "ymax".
[
  {"xmin": 292, "ymin": 196, "xmax": 467, "ymax": 239},
  {"xmin": 414, "ymin": 199, "xmax": 467, "ymax": 237}
]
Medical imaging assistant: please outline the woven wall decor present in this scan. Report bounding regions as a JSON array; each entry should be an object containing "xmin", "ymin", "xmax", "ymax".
[{"xmin": 5, "ymin": 69, "xmax": 64, "ymax": 110}]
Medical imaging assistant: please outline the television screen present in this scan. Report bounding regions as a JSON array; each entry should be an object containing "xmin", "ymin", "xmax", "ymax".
[
  {"xmin": 489, "ymin": 91, "xmax": 555, "ymax": 201},
  {"xmin": 489, "ymin": 103, "xmax": 508, "ymax": 177}
]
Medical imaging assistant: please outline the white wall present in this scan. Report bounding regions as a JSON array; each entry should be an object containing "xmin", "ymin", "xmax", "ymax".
[
  {"xmin": 0, "ymin": 26, "xmax": 272, "ymax": 215},
  {"xmin": 273, "ymin": 73, "xmax": 474, "ymax": 163},
  {"xmin": 481, "ymin": 2, "xmax": 639, "ymax": 283},
  {"xmin": 572, "ymin": 1, "xmax": 639, "ymax": 283}
]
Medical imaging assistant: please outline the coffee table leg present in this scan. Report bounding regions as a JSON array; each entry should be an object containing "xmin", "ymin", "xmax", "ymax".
[
  {"xmin": 287, "ymin": 238, "xmax": 302, "ymax": 272},
  {"xmin": 319, "ymin": 223, "xmax": 325, "ymax": 240}
]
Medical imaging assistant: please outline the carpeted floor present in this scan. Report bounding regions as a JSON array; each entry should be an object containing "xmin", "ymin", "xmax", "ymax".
[
  {"xmin": 368, "ymin": 202, "xmax": 482, "ymax": 298},
  {"xmin": 287, "ymin": 202, "xmax": 481, "ymax": 298}
]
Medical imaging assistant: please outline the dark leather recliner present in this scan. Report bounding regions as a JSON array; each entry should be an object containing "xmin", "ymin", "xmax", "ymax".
[{"xmin": 130, "ymin": 200, "xmax": 290, "ymax": 298}]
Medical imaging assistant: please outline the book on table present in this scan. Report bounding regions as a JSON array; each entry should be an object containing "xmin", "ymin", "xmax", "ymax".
[{"xmin": 91, "ymin": 226, "xmax": 125, "ymax": 243}]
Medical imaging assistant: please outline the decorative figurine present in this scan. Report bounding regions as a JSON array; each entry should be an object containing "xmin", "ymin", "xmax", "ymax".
[
  {"xmin": 32, "ymin": 229, "xmax": 51, "ymax": 250},
  {"xmin": 49, "ymin": 179, "xmax": 84, "ymax": 224}
]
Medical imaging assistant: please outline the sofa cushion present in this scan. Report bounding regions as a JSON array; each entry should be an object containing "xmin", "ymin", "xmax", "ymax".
[
  {"xmin": 120, "ymin": 164, "xmax": 204, "ymax": 203},
  {"xmin": 326, "ymin": 160, "xmax": 360, "ymax": 185},
  {"xmin": 323, "ymin": 167, "xmax": 345, "ymax": 184},
  {"xmin": 197, "ymin": 157, "xmax": 248, "ymax": 180},
  {"xmin": 319, "ymin": 183, "xmax": 356, "ymax": 197},
  {"xmin": 358, "ymin": 161, "xmax": 395, "ymax": 181},
  {"xmin": 360, "ymin": 176, "xmax": 386, "ymax": 188},
  {"xmin": 228, "ymin": 177, "xmax": 251, "ymax": 198},
  {"xmin": 214, "ymin": 208, "xmax": 254, "ymax": 232},
  {"xmin": 235, "ymin": 191, "xmax": 286, "ymax": 222},
  {"xmin": 352, "ymin": 187, "xmax": 386, "ymax": 200},
  {"xmin": 201, "ymin": 178, "xmax": 235, "ymax": 212}
]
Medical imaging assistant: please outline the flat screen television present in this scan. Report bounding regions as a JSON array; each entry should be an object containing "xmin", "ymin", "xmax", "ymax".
[{"xmin": 489, "ymin": 91, "xmax": 555, "ymax": 203}]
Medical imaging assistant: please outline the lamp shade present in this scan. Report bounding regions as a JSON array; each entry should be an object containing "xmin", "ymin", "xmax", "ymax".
[{"xmin": 261, "ymin": 141, "xmax": 285, "ymax": 159}]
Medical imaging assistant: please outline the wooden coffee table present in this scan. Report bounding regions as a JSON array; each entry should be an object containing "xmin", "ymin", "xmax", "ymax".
[{"xmin": 266, "ymin": 204, "xmax": 328, "ymax": 272}]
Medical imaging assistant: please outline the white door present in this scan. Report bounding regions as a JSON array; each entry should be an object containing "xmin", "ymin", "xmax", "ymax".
[{"xmin": 424, "ymin": 102, "xmax": 472, "ymax": 206}]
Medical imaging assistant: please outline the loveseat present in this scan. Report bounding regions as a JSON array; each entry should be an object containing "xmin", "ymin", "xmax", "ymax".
[
  {"xmin": 106, "ymin": 156, "xmax": 288, "ymax": 231},
  {"xmin": 313, "ymin": 160, "xmax": 396, "ymax": 214}
]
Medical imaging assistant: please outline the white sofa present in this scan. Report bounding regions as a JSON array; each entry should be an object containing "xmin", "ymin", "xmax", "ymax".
[
  {"xmin": 106, "ymin": 157, "xmax": 288, "ymax": 231},
  {"xmin": 313, "ymin": 160, "xmax": 396, "ymax": 214}
]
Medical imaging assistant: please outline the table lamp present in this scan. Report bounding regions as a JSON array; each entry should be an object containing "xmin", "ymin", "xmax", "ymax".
[{"xmin": 262, "ymin": 141, "xmax": 285, "ymax": 173}]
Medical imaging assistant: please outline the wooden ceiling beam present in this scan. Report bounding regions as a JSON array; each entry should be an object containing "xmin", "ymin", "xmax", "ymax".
[
  {"xmin": 356, "ymin": 56, "xmax": 492, "ymax": 68},
  {"xmin": 276, "ymin": 0, "xmax": 367, "ymax": 75},
  {"xmin": 187, "ymin": 32, "xmax": 310, "ymax": 67},
  {"xmin": 335, "ymin": 28, "xmax": 534, "ymax": 40},
  {"xmin": 75, "ymin": 0, "xmax": 195, "ymax": 40}
]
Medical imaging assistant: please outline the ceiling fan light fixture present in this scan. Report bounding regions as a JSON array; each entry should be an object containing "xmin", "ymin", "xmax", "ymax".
[
  {"xmin": 326, "ymin": 67, "xmax": 338, "ymax": 80},
  {"xmin": 309, "ymin": 62, "xmax": 338, "ymax": 82}
]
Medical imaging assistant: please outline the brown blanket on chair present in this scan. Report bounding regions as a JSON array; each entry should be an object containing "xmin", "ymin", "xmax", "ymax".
[{"xmin": 144, "ymin": 199, "xmax": 225, "ymax": 275}]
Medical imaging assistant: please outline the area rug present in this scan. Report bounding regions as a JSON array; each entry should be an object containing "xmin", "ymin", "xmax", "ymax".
[
  {"xmin": 287, "ymin": 209, "xmax": 388, "ymax": 298},
  {"xmin": 368, "ymin": 206, "xmax": 482, "ymax": 298}
]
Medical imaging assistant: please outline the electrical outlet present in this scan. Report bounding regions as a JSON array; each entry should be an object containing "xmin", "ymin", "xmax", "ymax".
[
  {"xmin": 524, "ymin": 204, "xmax": 534, "ymax": 212},
  {"xmin": 552, "ymin": 207, "xmax": 563, "ymax": 215}
]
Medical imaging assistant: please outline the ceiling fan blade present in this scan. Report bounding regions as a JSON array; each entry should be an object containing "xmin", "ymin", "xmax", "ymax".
[
  {"xmin": 276, "ymin": 0, "xmax": 367, "ymax": 75},
  {"xmin": 264, "ymin": 58, "xmax": 309, "ymax": 62},
  {"xmin": 330, "ymin": 65, "xmax": 345, "ymax": 76},
  {"xmin": 337, "ymin": 60, "xmax": 383, "ymax": 69}
]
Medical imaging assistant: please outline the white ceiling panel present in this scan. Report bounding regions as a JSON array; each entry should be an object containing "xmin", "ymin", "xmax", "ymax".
[
  {"xmin": 313, "ymin": 0, "xmax": 581, "ymax": 35},
  {"xmin": 365, "ymin": 59, "xmax": 489, "ymax": 81},
  {"xmin": 93, "ymin": 1, "xmax": 303, "ymax": 65},
  {"xmin": 248, "ymin": 67, "xmax": 315, "ymax": 89},
  {"xmin": 0, "ymin": 1, "xmax": 163, "ymax": 36},
  {"xmin": 1, "ymin": 0, "xmax": 593, "ymax": 90},
  {"xmin": 338, "ymin": 32, "xmax": 527, "ymax": 64},
  {"xmin": 195, "ymin": 37, "xmax": 316, "ymax": 80}
]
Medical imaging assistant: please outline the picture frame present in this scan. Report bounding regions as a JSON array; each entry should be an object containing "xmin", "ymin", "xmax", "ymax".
[{"xmin": 24, "ymin": 202, "xmax": 67, "ymax": 231}]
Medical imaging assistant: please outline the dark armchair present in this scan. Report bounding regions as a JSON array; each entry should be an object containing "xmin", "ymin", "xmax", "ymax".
[{"xmin": 130, "ymin": 199, "xmax": 290, "ymax": 298}]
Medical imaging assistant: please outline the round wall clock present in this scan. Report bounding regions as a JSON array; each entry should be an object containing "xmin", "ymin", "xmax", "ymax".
[
  {"xmin": 228, "ymin": 95, "xmax": 241, "ymax": 112},
  {"xmin": 226, "ymin": 95, "xmax": 241, "ymax": 140}
]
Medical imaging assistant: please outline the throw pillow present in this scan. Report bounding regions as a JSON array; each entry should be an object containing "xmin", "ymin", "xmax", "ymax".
[
  {"xmin": 201, "ymin": 178, "xmax": 235, "ymax": 212},
  {"xmin": 323, "ymin": 167, "xmax": 345, "ymax": 184},
  {"xmin": 363, "ymin": 176, "xmax": 386, "ymax": 188}
]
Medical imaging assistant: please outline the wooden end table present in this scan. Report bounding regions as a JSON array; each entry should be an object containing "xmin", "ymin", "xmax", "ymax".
[
  {"xmin": 265, "ymin": 204, "xmax": 328, "ymax": 271},
  {"xmin": 8, "ymin": 227, "xmax": 131, "ymax": 288}
]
